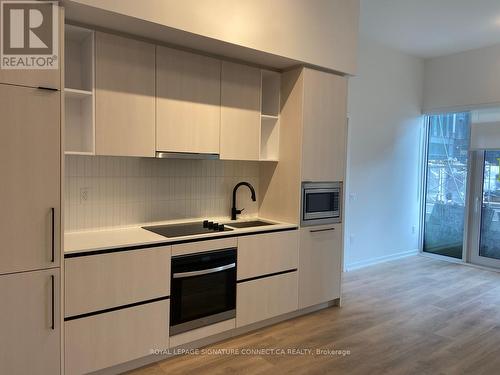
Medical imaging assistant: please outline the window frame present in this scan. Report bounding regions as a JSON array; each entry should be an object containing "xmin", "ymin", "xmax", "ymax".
[{"xmin": 419, "ymin": 113, "xmax": 471, "ymax": 263}]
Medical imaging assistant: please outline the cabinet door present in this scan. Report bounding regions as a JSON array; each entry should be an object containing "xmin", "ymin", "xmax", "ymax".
[
  {"xmin": 299, "ymin": 224, "xmax": 342, "ymax": 309},
  {"xmin": 95, "ymin": 32, "xmax": 155, "ymax": 157},
  {"xmin": 65, "ymin": 299, "xmax": 169, "ymax": 375},
  {"xmin": 65, "ymin": 246, "xmax": 171, "ymax": 317},
  {"xmin": 237, "ymin": 271, "xmax": 298, "ymax": 327},
  {"xmin": 301, "ymin": 69, "xmax": 347, "ymax": 182},
  {"xmin": 0, "ymin": 84, "xmax": 60, "ymax": 275},
  {"xmin": 156, "ymin": 47, "xmax": 221, "ymax": 154},
  {"xmin": 220, "ymin": 61, "xmax": 261, "ymax": 160},
  {"xmin": 0, "ymin": 269, "xmax": 61, "ymax": 375},
  {"xmin": 0, "ymin": 67, "xmax": 60, "ymax": 91},
  {"xmin": 0, "ymin": 7, "xmax": 62, "ymax": 89}
]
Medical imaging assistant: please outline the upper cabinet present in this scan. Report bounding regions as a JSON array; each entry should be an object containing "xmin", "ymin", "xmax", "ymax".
[
  {"xmin": 156, "ymin": 47, "xmax": 221, "ymax": 155},
  {"xmin": 65, "ymin": 28, "xmax": 283, "ymax": 161},
  {"xmin": 220, "ymin": 61, "xmax": 261, "ymax": 161},
  {"xmin": 301, "ymin": 68, "xmax": 348, "ymax": 182},
  {"xmin": 95, "ymin": 32, "xmax": 155, "ymax": 157}
]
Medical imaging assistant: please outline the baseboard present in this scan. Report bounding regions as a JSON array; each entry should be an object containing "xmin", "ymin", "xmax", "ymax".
[{"xmin": 344, "ymin": 249, "xmax": 419, "ymax": 271}]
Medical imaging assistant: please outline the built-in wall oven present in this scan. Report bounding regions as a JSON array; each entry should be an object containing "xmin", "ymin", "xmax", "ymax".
[
  {"xmin": 170, "ymin": 248, "xmax": 236, "ymax": 336},
  {"xmin": 301, "ymin": 181, "xmax": 342, "ymax": 226}
]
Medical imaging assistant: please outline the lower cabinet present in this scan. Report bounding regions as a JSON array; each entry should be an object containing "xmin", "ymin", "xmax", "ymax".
[
  {"xmin": 65, "ymin": 246, "xmax": 171, "ymax": 317},
  {"xmin": 299, "ymin": 224, "xmax": 342, "ymax": 309},
  {"xmin": 0, "ymin": 269, "xmax": 61, "ymax": 375},
  {"xmin": 237, "ymin": 231, "xmax": 298, "ymax": 280},
  {"xmin": 236, "ymin": 271, "xmax": 298, "ymax": 327},
  {"xmin": 65, "ymin": 299, "xmax": 170, "ymax": 375}
]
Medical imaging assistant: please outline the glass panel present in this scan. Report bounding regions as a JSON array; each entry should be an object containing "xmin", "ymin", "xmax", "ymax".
[
  {"xmin": 479, "ymin": 151, "xmax": 500, "ymax": 259},
  {"xmin": 306, "ymin": 193, "xmax": 335, "ymax": 212},
  {"xmin": 176, "ymin": 270, "xmax": 235, "ymax": 324},
  {"xmin": 423, "ymin": 112, "xmax": 470, "ymax": 258}
]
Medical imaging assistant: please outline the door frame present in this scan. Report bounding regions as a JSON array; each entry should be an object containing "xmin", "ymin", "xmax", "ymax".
[{"xmin": 419, "ymin": 114, "xmax": 469, "ymax": 263}]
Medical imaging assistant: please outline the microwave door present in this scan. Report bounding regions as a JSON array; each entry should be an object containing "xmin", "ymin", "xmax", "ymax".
[{"xmin": 305, "ymin": 190, "xmax": 337, "ymax": 218}]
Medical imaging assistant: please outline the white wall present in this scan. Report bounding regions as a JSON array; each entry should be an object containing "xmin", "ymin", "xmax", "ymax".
[
  {"xmin": 423, "ymin": 42, "xmax": 500, "ymax": 113},
  {"xmin": 345, "ymin": 37, "xmax": 424, "ymax": 270}
]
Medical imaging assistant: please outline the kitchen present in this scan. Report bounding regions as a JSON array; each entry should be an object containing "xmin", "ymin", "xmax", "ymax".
[{"xmin": 0, "ymin": 1, "xmax": 355, "ymax": 374}]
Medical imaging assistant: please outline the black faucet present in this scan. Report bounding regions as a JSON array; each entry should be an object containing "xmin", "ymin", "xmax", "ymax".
[{"xmin": 231, "ymin": 182, "xmax": 256, "ymax": 220}]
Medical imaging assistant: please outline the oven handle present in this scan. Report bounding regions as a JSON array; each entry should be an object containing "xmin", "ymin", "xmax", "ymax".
[{"xmin": 172, "ymin": 263, "xmax": 236, "ymax": 279}]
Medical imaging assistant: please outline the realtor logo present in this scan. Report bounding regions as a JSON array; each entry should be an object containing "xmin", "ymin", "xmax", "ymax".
[{"xmin": 1, "ymin": 0, "xmax": 58, "ymax": 69}]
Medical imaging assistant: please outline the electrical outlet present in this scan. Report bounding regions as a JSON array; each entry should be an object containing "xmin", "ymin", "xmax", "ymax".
[
  {"xmin": 349, "ymin": 234, "xmax": 355, "ymax": 245},
  {"xmin": 412, "ymin": 225, "xmax": 416, "ymax": 235},
  {"xmin": 80, "ymin": 187, "xmax": 90, "ymax": 204}
]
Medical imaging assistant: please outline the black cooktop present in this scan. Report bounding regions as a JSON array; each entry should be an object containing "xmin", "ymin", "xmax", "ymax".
[{"xmin": 142, "ymin": 221, "xmax": 233, "ymax": 238}]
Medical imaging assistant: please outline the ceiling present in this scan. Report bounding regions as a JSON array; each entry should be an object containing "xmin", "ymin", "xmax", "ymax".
[{"xmin": 360, "ymin": 0, "xmax": 500, "ymax": 58}]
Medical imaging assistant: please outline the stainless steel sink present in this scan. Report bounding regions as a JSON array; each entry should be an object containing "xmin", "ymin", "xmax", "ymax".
[{"xmin": 225, "ymin": 220, "xmax": 274, "ymax": 228}]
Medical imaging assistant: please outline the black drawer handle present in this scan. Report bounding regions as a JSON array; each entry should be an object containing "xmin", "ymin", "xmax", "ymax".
[
  {"xmin": 310, "ymin": 228, "xmax": 335, "ymax": 233},
  {"xmin": 51, "ymin": 208, "xmax": 55, "ymax": 262},
  {"xmin": 50, "ymin": 275, "xmax": 55, "ymax": 330},
  {"xmin": 37, "ymin": 86, "xmax": 58, "ymax": 91}
]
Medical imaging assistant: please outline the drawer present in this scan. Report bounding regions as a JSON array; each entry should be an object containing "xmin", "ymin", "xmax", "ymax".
[
  {"xmin": 236, "ymin": 271, "xmax": 298, "ymax": 327},
  {"xmin": 65, "ymin": 246, "xmax": 171, "ymax": 317},
  {"xmin": 65, "ymin": 299, "xmax": 169, "ymax": 375},
  {"xmin": 237, "ymin": 231, "xmax": 298, "ymax": 280},
  {"xmin": 172, "ymin": 237, "xmax": 237, "ymax": 256}
]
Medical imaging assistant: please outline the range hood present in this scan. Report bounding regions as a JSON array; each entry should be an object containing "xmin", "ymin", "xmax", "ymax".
[{"xmin": 155, "ymin": 152, "xmax": 219, "ymax": 160}]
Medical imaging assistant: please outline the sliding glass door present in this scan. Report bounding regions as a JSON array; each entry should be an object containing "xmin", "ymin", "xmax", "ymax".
[
  {"xmin": 469, "ymin": 151, "xmax": 500, "ymax": 266},
  {"xmin": 422, "ymin": 113, "xmax": 471, "ymax": 259},
  {"xmin": 422, "ymin": 108, "xmax": 500, "ymax": 266}
]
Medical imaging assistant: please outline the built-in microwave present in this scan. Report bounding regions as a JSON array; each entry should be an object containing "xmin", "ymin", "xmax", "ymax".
[{"xmin": 301, "ymin": 181, "xmax": 342, "ymax": 226}]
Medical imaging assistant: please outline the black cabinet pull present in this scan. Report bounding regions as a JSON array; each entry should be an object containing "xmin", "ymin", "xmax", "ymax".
[
  {"xmin": 37, "ymin": 86, "xmax": 58, "ymax": 91},
  {"xmin": 50, "ymin": 275, "xmax": 55, "ymax": 330},
  {"xmin": 51, "ymin": 208, "xmax": 55, "ymax": 262},
  {"xmin": 310, "ymin": 228, "xmax": 335, "ymax": 233}
]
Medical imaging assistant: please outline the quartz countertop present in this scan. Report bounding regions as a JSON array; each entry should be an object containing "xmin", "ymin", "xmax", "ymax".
[{"xmin": 64, "ymin": 217, "xmax": 297, "ymax": 255}]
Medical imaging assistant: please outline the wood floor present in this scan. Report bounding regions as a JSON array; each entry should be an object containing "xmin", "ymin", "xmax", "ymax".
[{"xmin": 127, "ymin": 256, "xmax": 500, "ymax": 375}]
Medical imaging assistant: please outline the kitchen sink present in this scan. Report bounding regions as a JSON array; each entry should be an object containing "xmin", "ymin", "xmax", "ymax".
[{"xmin": 225, "ymin": 220, "xmax": 274, "ymax": 228}]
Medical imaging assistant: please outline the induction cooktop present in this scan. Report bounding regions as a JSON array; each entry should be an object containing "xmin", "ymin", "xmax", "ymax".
[{"xmin": 142, "ymin": 221, "xmax": 233, "ymax": 238}]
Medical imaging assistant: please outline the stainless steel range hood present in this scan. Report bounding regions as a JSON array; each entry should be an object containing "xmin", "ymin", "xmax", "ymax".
[{"xmin": 155, "ymin": 152, "xmax": 219, "ymax": 160}]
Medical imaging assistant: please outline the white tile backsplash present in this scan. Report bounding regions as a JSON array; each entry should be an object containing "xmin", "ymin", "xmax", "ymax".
[{"xmin": 65, "ymin": 156, "xmax": 260, "ymax": 232}]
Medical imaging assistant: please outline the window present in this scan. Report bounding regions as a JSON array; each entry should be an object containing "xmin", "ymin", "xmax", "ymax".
[{"xmin": 422, "ymin": 112, "xmax": 471, "ymax": 259}]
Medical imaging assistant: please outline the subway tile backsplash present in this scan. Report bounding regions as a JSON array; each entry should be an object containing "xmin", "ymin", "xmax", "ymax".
[{"xmin": 65, "ymin": 156, "xmax": 260, "ymax": 232}]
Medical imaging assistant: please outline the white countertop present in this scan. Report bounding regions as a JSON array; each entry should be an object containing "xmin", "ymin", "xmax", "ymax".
[{"xmin": 64, "ymin": 217, "xmax": 297, "ymax": 254}]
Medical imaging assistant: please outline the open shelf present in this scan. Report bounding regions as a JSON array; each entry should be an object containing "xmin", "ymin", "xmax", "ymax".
[
  {"xmin": 261, "ymin": 70, "xmax": 280, "ymax": 117},
  {"xmin": 260, "ymin": 116, "xmax": 280, "ymax": 161},
  {"xmin": 64, "ymin": 24, "xmax": 95, "ymax": 155},
  {"xmin": 260, "ymin": 70, "xmax": 280, "ymax": 161},
  {"xmin": 65, "ymin": 25, "xmax": 94, "ymax": 91},
  {"xmin": 65, "ymin": 94, "xmax": 94, "ymax": 154}
]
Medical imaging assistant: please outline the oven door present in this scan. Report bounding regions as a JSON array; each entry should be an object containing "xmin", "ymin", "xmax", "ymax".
[
  {"xmin": 302, "ymin": 185, "xmax": 341, "ymax": 226},
  {"xmin": 170, "ymin": 248, "xmax": 236, "ymax": 335}
]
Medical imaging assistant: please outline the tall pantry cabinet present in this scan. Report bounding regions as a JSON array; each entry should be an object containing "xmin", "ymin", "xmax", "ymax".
[
  {"xmin": 0, "ymin": 10, "xmax": 63, "ymax": 375},
  {"xmin": 260, "ymin": 67, "xmax": 347, "ymax": 309}
]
